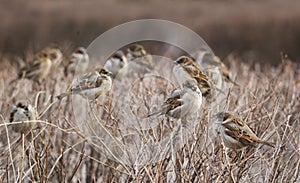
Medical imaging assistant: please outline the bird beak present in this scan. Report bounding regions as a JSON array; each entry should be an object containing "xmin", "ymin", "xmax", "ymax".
[
  {"xmin": 173, "ymin": 59, "xmax": 179, "ymax": 65},
  {"xmin": 141, "ymin": 49, "xmax": 147, "ymax": 56},
  {"xmin": 107, "ymin": 71, "xmax": 113, "ymax": 76}
]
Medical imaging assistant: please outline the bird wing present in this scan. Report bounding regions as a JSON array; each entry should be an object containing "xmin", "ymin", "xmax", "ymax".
[
  {"xmin": 222, "ymin": 115, "xmax": 261, "ymax": 145},
  {"xmin": 182, "ymin": 64, "xmax": 212, "ymax": 97},
  {"xmin": 147, "ymin": 89, "xmax": 183, "ymax": 117},
  {"xmin": 163, "ymin": 94, "xmax": 183, "ymax": 114},
  {"xmin": 231, "ymin": 117, "xmax": 245, "ymax": 126},
  {"xmin": 131, "ymin": 55, "xmax": 153, "ymax": 69},
  {"xmin": 71, "ymin": 75, "xmax": 104, "ymax": 92},
  {"xmin": 19, "ymin": 59, "xmax": 43, "ymax": 78},
  {"xmin": 224, "ymin": 129, "xmax": 255, "ymax": 146}
]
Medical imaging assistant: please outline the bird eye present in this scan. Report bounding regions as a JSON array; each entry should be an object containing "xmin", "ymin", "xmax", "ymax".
[{"xmin": 76, "ymin": 49, "xmax": 84, "ymax": 54}]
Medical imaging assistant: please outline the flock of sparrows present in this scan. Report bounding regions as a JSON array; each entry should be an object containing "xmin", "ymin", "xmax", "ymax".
[{"xmin": 9, "ymin": 43, "xmax": 274, "ymax": 151}]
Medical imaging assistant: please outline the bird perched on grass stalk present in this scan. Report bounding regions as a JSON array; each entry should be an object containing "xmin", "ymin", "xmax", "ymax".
[{"xmin": 213, "ymin": 112, "xmax": 275, "ymax": 149}]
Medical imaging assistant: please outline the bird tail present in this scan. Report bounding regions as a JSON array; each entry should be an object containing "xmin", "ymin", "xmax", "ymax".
[
  {"xmin": 56, "ymin": 92, "xmax": 71, "ymax": 100},
  {"xmin": 260, "ymin": 140, "xmax": 275, "ymax": 148},
  {"xmin": 146, "ymin": 110, "xmax": 163, "ymax": 118},
  {"xmin": 226, "ymin": 77, "xmax": 240, "ymax": 86}
]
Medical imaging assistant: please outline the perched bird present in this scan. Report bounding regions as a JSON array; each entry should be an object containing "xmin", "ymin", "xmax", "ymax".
[
  {"xmin": 212, "ymin": 56, "xmax": 239, "ymax": 86},
  {"xmin": 173, "ymin": 56, "xmax": 213, "ymax": 98},
  {"xmin": 147, "ymin": 80, "xmax": 202, "ymax": 119},
  {"xmin": 193, "ymin": 48, "xmax": 238, "ymax": 86},
  {"xmin": 214, "ymin": 112, "xmax": 275, "ymax": 149},
  {"xmin": 104, "ymin": 50, "xmax": 128, "ymax": 79},
  {"xmin": 41, "ymin": 44, "xmax": 63, "ymax": 66},
  {"xmin": 57, "ymin": 68, "xmax": 112, "ymax": 100},
  {"xmin": 126, "ymin": 44, "xmax": 154, "ymax": 77},
  {"xmin": 18, "ymin": 51, "xmax": 52, "ymax": 83},
  {"xmin": 10, "ymin": 103, "xmax": 37, "ymax": 135},
  {"xmin": 192, "ymin": 47, "xmax": 216, "ymax": 69},
  {"xmin": 64, "ymin": 47, "xmax": 89, "ymax": 76}
]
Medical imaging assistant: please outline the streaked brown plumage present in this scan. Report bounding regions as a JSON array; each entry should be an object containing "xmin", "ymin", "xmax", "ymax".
[
  {"xmin": 193, "ymin": 48, "xmax": 238, "ymax": 86},
  {"xmin": 211, "ymin": 56, "xmax": 239, "ymax": 86},
  {"xmin": 147, "ymin": 80, "xmax": 202, "ymax": 119},
  {"xmin": 214, "ymin": 112, "xmax": 275, "ymax": 149},
  {"xmin": 18, "ymin": 51, "xmax": 52, "ymax": 83},
  {"xmin": 173, "ymin": 56, "xmax": 213, "ymax": 98},
  {"xmin": 57, "ymin": 68, "xmax": 112, "ymax": 100}
]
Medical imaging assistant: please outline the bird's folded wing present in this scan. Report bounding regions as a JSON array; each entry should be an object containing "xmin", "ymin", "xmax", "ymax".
[
  {"xmin": 163, "ymin": 95, "xmax": 183, "ymax": 114},
  {"xmin": 224, "ymin": 129, "xmax": 254, "ymax": 145},
  {"xmin": 71, "ymin": 76, "xmax": 103, "ymax": 92}
]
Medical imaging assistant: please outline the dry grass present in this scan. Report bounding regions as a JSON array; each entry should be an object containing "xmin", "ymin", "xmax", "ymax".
[{"xmin": 0, "ymin": 46, "xmax": 299, "ymax": 182}]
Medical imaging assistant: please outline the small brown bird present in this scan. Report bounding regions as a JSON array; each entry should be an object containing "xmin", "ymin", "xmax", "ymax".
[
  {"xmin": 147, "ymin": 80, "xmax": 202, "ymax": 119},
  {"xmin": 64, "ymin": 47, "xmax": 89, "ymax": 76},
  {"xmin": 104, "ymin": 50, "xmax": 128, "ymax": 79},
  {"xmin": 57, "ymin": 68, "xmax": 112, "ymax": 100},
  {"xmin": 18, "ymin": 51, "xmax": 52, "ymax": 83},
  {"xmin": 41, "ymin": 44, "xmax": 63, "ymax": 66},
  {"xmin": 193, "ymin": 48, "xmax": 238, "ymax": 86},
  {"xmin": 214, "ymin": 112, "xmax": 275, "ymax": 149},
  {"xmin": 126, "ymin": 44, "xmax": 154, "ymax": 77},
  {"xmin": 173, "ymin": 56, "xmax": 213, "ymax": 98},
  {"xmin": 209, "ymin": 56, "xmax": 239, "ymax": 86},
  {"xmin": 10, "ymin": 103, "xmax": 37, "ymax": 135}
]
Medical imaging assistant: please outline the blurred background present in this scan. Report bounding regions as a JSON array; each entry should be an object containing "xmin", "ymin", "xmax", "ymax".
[{"xmin": 1, "ymin": 0, "xmax": 300, "ymax": 64}]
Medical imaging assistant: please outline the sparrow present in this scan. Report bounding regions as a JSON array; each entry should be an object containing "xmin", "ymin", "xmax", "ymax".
[
  {"xmin": 41, "ymin": 44, "xmax": 63, "ymax": 66},
  {"xmin": 214, "ymin": 112, "xmax": 275, "ymax": 149},
  {"xmin": 104, "ymin": 50, "xmax": 128, "ymax": 79},
  {"xmin": 126, "ymin": 44, "xmax": 154, "ymax": 77},
  {"xmin": 173, "ymin": 56, "xmax": 213, "ymax": 98},
  {"xmin": 18, "ymin": 51, "xmax": 52, "ymax": 83},
  {"xmin": 10, "ymin": 103, "xmax": 37, "ymax": 135},
  {"xmin": 147, "ymin": 80, "xmax": 202, "ymax": 119},
  {"xmin": 193, "ymin": 48, "xmax": 238, "ymax": 86},
  {"xmin": 212, "ymin": 56, "xmax": 239, "ymax": 86},
  {"xmin": 57, "ymin": 68, "xmax": 113, "ymax": 100},
  {"xmin": 64, "ymin": 47, "xmax": 89, "ymax": 76}
]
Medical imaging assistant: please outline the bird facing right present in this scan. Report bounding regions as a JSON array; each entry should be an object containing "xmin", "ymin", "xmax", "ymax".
[{"xmin": 214, "ymin": 112, "xmax": 275, "ymax": 150}]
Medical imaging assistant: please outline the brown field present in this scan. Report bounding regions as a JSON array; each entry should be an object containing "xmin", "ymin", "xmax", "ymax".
[{"xmin": 0, "ymin": 0, "xmax": 300, "ymax": 182}]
